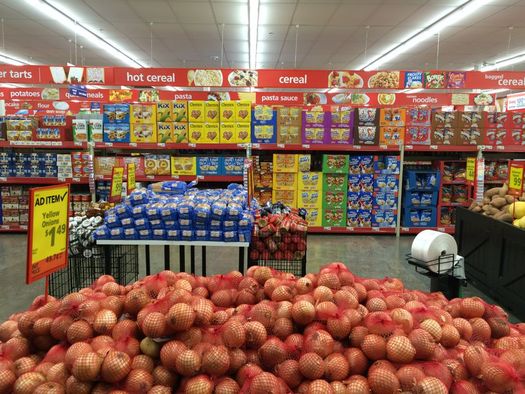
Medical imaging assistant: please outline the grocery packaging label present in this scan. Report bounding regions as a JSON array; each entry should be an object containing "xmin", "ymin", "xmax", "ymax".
[
  {"xmin": 203, "ymin": 123, "xmax": 220, "ymax": 143},
  {"xmin": 189, "ymin": 123, "xmax": 205, "ymax": 144},
  {"xmin": 173, "ymin": 101, "xmax": 188, "ymax": 122},
  {"xmin": 173, "ymin": 122, "xmax": 188, "ymax": 143},
  {"xmin": 156, "ymin": 101, "xmax": 173, "ymax": 122},
  {"xmin": 220, "ymin": 123, "xmax": 236, "ymax": 143},
  {"xmin": 188, "ymin": 101, "xmax": 205, "ymax": 123},
  {"xmin": 157, "ymin": 122, "xmax": 174, "ymax": 143},
  {"xmin": 131, "ymin": 123, "xmax": 156, "ymax": 143},
  {"xmin": 235, "ymin": 123, "xmax": 251, "ymax": 144},
  {"xmin": 220, "ymin": 101, "xmax": 236, "ymax": 123},
  {"xmin": 205, "ymin": 101, "xmax": 220, "ymax": 123}
]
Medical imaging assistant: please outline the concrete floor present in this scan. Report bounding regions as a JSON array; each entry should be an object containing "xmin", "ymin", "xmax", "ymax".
[{"xmin": 0, "ymin": 234, "xmax": 516, "ymax": 322}]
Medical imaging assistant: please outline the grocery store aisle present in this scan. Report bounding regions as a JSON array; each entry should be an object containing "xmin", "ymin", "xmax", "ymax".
[{"xmin": 0, "ymin": 234, "xmax": 511, "ymax": 322}]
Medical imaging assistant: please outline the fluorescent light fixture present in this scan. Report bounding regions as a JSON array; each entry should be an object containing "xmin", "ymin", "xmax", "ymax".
[
  {"xmin": 164, "ymin": 86, "xmax": 182, "ymax": 91},
  {"xmin": 359, "ymin": 0, "xmax": 492, "ymax": 71},
  {"xmin": 249, "ymin": 0, "xmax": 259, "ymax": 69},
  {"xmin": 24, "ymin": 0, "xmax": 144, "ymax": 68},
  {"xmin": 0, "ymin": 83, "xmax": 20, "ymax": 88},
  {"xmin": 481, "ymin": 53, "xmax": 525, "ymax": 71},
  {"xmin": 0, "ymin": 52, "xmax": 30, "ymax": 66}
]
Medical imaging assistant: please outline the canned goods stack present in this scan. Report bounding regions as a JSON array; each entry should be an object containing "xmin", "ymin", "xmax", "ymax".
[
  {"xmin": 69, "ymin": 215, "xmax": 104, "ymax": 258},
  {"xmin": 70, "ymin": 194, "xmax": 92, "ymax": 216}
]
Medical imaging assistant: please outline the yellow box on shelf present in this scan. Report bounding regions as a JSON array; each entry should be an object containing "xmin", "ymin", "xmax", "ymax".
[
  {"xmin": 188, "ymin": 101, "xmax": 205, "ymax": 123},
  {"xmin": 173, "ymin": 122, "xmax": 188, "ymax": 143},
  {"xmin": 298, "ymin": 172, "xmax": 323, "ymax": 191},
  {"xmin": 130, "ymin": 104, "xmax": 156, "ymax": 124},
  {"xmin": 272, "ymin": 189, "xmax": 297, "ymax": 208},
  {"xmin": 157, "ymin": 122, "xmax": 174, "ymax": 143},
  {"xmin": 305, "ymin": 208, "xmax": 322, "ymax": 226},
  {"xmin": 188, "ymin": 123, "xmax": 205, "ymax": 144},
  {"xmin": 236, "ymin": 101, "xmax": 252, "ymax": 123},
  {"xmin": 298, "ymin": 189, "xmax": 323, "ymax": 209},
  {"xmin": 272, "ymin": 172, "xmax": 297, "ymax": 191},
  {"xmin": 173, "ymin": 101, "xmax": 188, "ymax": 122},
  {"xmin": 220, "ymin": 123, "xmax": 236, "ymax": 143},
  {"xmin": 273, "ymin": 154, "xmax": 298, "ymax": 173},
  {"xmin": 220, "ymin": 101, "xmax": 236, "ymax": 123},
  {"xmin": 298, "ymin": 154, "xmax": 311, "ymax": 172},
  {"xmin": 131, "ymin": 123, "xmax": 157, "ymax": 143},
  {"xmin": 171, "ymin": 157, "xmax": 196, "ymax": 176},
  {"xmin": 203, "ymin": 123, "xmax": 220, "ymax": 143},
  {"xmin": 236, "ymin": 123, "xmax": 251, "ymax": 144},
  {"xmin": 205, "ymin": 101, "xmax": 220, "ymax": 123},
  {"xmin": 156, "ymin": 101, "xmax": 173, "ymax": 122}
]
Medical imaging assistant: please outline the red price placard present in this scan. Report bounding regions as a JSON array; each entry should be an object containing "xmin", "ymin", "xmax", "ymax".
[{"xmin": 508, "ymin": 162, "xmax": 525, "ymax": 196}]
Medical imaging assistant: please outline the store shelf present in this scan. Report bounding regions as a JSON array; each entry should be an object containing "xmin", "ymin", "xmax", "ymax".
[
  {"xmin": 405, "ymin": 145, "xmax": 479, "ymax": 152},
  {"xmin": 0, "ymin": 177, "xmax": 89, "ymax": 184},
  {"xmin": 95, "ymin": 175, "xmax": 243, "ymax": 183},
  {"xmin": 442, "ymin": 180, "xmax": 467, "ymax": 185},
  {"xmin": 94, "ymin": 142, "xmax": 246, "ymax": 151},
  {"xmin": 484, "ymin": 179, "xmax": 506, "ymax": 184},
  {"xmin": 0, "ymin": 224, "xmax": 28, "ymax": 233},
  {"xmin": 0, "ymin": 141, "xmax": 87, "ymax": 149},
  {"xmin": 400, "ymin": 226, "xmax": 455, "ymax": 234},
  {"xmin": 252, "ymin": 143, "xmax": 400, "ymax": 152},
  {"xmin": 439, "ymin": 202, "xmax": 469, "ymax": 207},
  {"xmin": 308, "ymin": 226, "xmax": 455, "ymax": 234}
]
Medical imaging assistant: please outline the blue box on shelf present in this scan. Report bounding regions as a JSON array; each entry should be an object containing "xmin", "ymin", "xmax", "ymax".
[
  {"xmin": 404, "ymin": 170, "xmax": 440, "ymax": 191},
  {"xmin": 372, "ymin": 210, "xmax": 397, "ymax": 228},
  {"xmin": 223, "ymin": 157, "xmax": 244, "ymax": 176},
  {"xmin": 403, "ymin": 191, "xmax": 439, "ymax": 207},
  {"xmin": 402, "ymin": 207, "xmax": 437, "ymax": 227},
  {"xmin": 197, "ymin": 157, "xmax": 222, "ymax": 176}
]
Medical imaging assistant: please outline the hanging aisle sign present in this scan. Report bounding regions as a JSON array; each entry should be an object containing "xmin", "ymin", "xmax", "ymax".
[{"xmin": 26, "ymin": 184, "xmax": 70, "ymax": 284}]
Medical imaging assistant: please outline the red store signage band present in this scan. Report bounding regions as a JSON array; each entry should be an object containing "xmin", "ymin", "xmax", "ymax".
[{"xmin": 1, "ymin": 64, "xmax": 525, "ymax": 90}]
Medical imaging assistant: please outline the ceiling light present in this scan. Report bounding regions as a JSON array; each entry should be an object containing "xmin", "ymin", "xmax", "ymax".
[
  {"xmin": 480, "ymin": 53, "xmax": 525, "ymax": 71},
  {"xmin": 0, "ymin": 52, "xmax": 31, "ymax": 66},
  {"xmin": 24, "ymin": 0, "xmax": 144, "ymax": 68},
  {"xmin": 359, "ymin": 0, "xmax": 492, "ymax": 71},
  {"xmin": 249, "ymin": 0, "xmax": 259, "ymax": 69},
  {"xmin": 164, "ymin": 86, "xmax": 182, "ymax": 91},
  {"xmin": 0, "ymin": 83, "xmax": 20, "ymax": 88}
]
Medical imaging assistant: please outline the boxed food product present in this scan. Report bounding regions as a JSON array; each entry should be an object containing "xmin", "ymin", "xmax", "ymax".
[
  {"xmin": 173, "ymin": 122, "xmax": 188, "ymax": 143},
  {"xmin": 405, "ymin": 126, "xmax": 431, "ymax": 145},
  {"xmin": 122, "ymin": 156, "xmax": 145, "ymax": 177},
  {"xmin": 374, "ymin": 174, "xmax": 399, "ymax": 192},
  {"xmin": 374, "ymin": 191, "xmax": 397, "ymax": 210},
  {"xmin": 322, "ymin": 154, "xmax": 349, "ymax": 174},
  {"xmin": 406, "ymin": 107, "xmax": 431, "ymax": 126},
  {"xmin": 373, "ymin": 210, "xmax": 397, "ymax": 228},
  {"xmin": 205, "ymin": 101, "xmax": 220, "ymax": 123},
  {"xmin": 220, "ymin": 123, "xmax": 236, "ymax": 143},
  {"xmin": 298, "ymin": 172, "xmax": 322, "ymax": 190},
  {"xmin": 360, "ymin": 174, "xmax": 374, "ymax": 192},
  {"xmin": 103, "ymin": 124, "xmax": 130, "ymax": 142},
  {"xmin": 273, "ymin": 154, "xmax": 298, "ymax": 173},
  {"xmin": 431, "ymin": 127, "xmax": 457, "ymax": 145},
  {"xmin": 156, "ymin": 101, "xmax": 173, "ymax": 122},
  {"xmin": 379, "ymin": 126, "xmax": 404, "ymax": 145},
  {"xmin": 203, "ymin": 123, "xmax": 220, "ymax": 143},
  {"xmin": 277, "ymin": 107, "xmax": 302, "ymax": 144},
  {"xmin": 197, "ymin": 157, "xmax": 222, "ymax": 175},
  {"xmin": 358, "ymin": 209, "xmax": 373, "ymax": 227},
  {"xmin": 223, "ymin": 157, "xmax": 244, "ymax": 175},
  {"xmin": 157, "ymin": 122, "xmax": 174, "ymax": 143},
  {"xmin": 131, "ymin": 104, "xmax": 155, "ymax": 124},
  {"xmin": 188, "ymin": 101, "xmax": 205, "ymax": 123},
  {"xmin": 302, "ymin": 126, "xmax": 327, "ymax": 144},
  {"xmin": 348, "ymin": 174, "xmax": 361, "ymax": 192},
  {"xmin": 322, "ymin": 208, "xmax": 346, "ymax": 227},
  {"xmin": 458, "ymin": 127, "xmax": 484, "ymax": 145},
  {"xmin": 131, "ymin": 123, "xmax": 156, "ymax": 143},
  {"xmin": 272, "ymin": 172, "xmax": 297, "ymax": 190},
  {"xmin": 347, "ymin": 209, "xmax": 359, "ymax": 227},
  {"xmin": 298, "ymin": 190, "xmax": 322, "ymax": 208},
  {"xmin": 236, "ymin": 123, "xmax": 251, "ymax": 144},
  {"xmin": 156, "ymin": 155, "xmax": 171, "ymax": 175},
  {"xmin": 359, "ymin": 192, "xmax": 374, "ymax": 210},
  {"xmin": 354, "ymin": 126, "xmax": 379, "ymax": 145},
  {"xmin": 379, "ymin": 108, "xmax": 406, "ymax": 127},
  {"xmin": 323, "ymin": 173, "xmax": 348, "ymax": 192},
  {"xmin": 272, "ymin": 189, "xmax": 297, "ymax": 208},
  {"xmin": 88, "ymin": 119, "xmax": 103, "ymax": 142},
  {"xmin": 458, "ymin": 111, "xmax": 484, "ymax": 128},
  {"xmin": 236, "ymin": 101, "xmax": 251, "ymax": 123},
  {"xmin": 144, "ymin": 155, "xmax": 157, "ymax": 176},
  {"xmin": 252, "ymin": 123, "xmax": 276, "ymax": 144},
  {"xmin": 103, "ymin": 104, "xmax": 116, "ymax": 123},
  {"xmin": 355, "ymin": 108, "xmax": 379, "ymax": 126},
  {"xmin": 305, "ymin": 207, "xmax": 321, "ymax": 226},
  {"xmin": 298, "ymin": 154, "xmax": 311, "ymax": 172},
  {"xmin": 171, "ymin": 157, "xmax": 196, "ymax": 176},
  {"xmin": 374, "ymin": 156, "xmax": 400, "ymax": 174},
  {"xmin": 432, "ymin": 111, "xmax": 458, "ymax": 128},
  {"xmin": 220, "ymin": 101, "xmax": 236, "ymax": 123},
  {"xmin": 72, "ymin": 119, "xmax": 88, "ymax": 142},
  {"xmin": 189, "ymin": 123, "xmax": 205, "ymax": 144},
  {"xmin": 173, "ymin": 101, "xmax": 188, "ymax": 122},
  {"xmin": 403, "ymin": 207, "xmax": 436, "ymax": 227}
]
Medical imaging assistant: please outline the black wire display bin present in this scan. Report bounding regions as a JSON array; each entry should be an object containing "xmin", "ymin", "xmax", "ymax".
[
  {"xmin": 406, "ymin": 252, "xmax": 467, "ymax": 299},
  {"xmin": 248, "ymin": 231, "xmax": 307, "ymax": 277},
  {"xmin": 49, "ymin": 244, "xmax": 139, "ymax": 298}
]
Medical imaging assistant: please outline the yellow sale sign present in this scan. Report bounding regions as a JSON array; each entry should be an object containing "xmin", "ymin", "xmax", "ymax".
[
  {"xmin": 466, "ymin": 157, "xmax": 476, "ymax": 182},
  {"xmin": 110, "ymin": 167, "xmax": 124, "ymax": 202},
  {"xmin": 508, "ymin": 164, "xmax": 524, "ymax": 195},
  {"xmin": 26, "ymin": 184, "xmax": 70, "ymax": 284},
  {"xmin": 127, "ymin": 162, "xmax": 136, "ymax": 194}
]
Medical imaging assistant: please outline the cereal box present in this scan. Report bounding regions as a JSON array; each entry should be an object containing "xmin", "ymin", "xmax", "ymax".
[
  {"xmin": 298, "ymin": 172, "xmax": 322, "ymax": 190},
  {"xmin": 373, "ymin": 210, "xmax": 397, "ymax": 228},
  {"xmin": 197, "ymin": 157, "xmax": 221, "ymax": 175},
  {"xmin": 144, "ymin": 155, "xmax": 157, "ymax": 175},
  {"xmin": 103, "ymin": 124, "xmax": 130, "ymax": 143},
  {"xmin": 171, "ymin": 157, "xmax": 196, "ymax": 176},
  {"xmin": 203, "ymin": 123, "xmax": 220, "ymax": 143},
  {"xmin": 322, "ymin": 154, "xmax": 349, "ymax": 174},
  {"xmin": 236, "ymin": 101, "xmax": 252, "ymax": 122},
  {"xmin": 188, "ymin": 101, "xmax": 205, "ymax": 123},
  {"xmin": 88, "ymin": 119, "xmax": 103, "ymax": 142},
  {"xmin": 72, "ymin": 119, "xmax": 88, "ymax": 142},
  {"xmin": 272, "ymin": 189, "xmax": 297, "ymax": 208},
  {"xmin": 347, "ymin": 192, "xmax": 360, "ymax": 210},
  {"xmin": 189, "ymin": 123, "xmax": 205, "ymax": 144},
  {"xmin": 277, "ymin": 106, "xmax": 302, "ymax": 144},
  {"xmin": 253, "ymin": 105, "xmax": 274, "ymax": 122},
  {"xmin": 272, "ymin": 172, "xmax": 297, "ymax": 190},
  {"xmin": 220, "ymin": 123, "xmax": 236, "ymax": 143},
  {"xmin": 130, "ymin": 104, "xmax": 155, "ymax": 124},
  {"xmin": 223, "ymin": 157, "xmax": 244, "ymax": 175},
  {"xmin": 322, "ymin": 209, "xmax": 346, "ymax": 227},
  {"xmin": 157, "ymin": 122, "xmax": 174, "ymax": 143},
  {"xmin": 359, "ymin": 192, "xmax": 374, "ymax": 210},
  {"xmin": 358, "ymin": 210, "xmax": 372, "ymax": 227},
  {"xmin": 347, "ymin": 209, "xmax": 359, "ymax": 227},
  {"xmin": 103, "ymin": 104, "xmax": 116, "ymax": 124},
  {"xmin": 305, "ymin": 207, "xmax": 321, "ymax": 226},
  {"xmin": 323, "ymin": 173, "xmax": 348, "ymax": 192},
  {"xmin": 405, "ymin": 126, "xmax": 431, "ymax": 145},
  {"xmin": 374, "ymin": 156, "xmax": 400, "ymax": 174},
  {"xmin": 205, "ymin": 101, "xmax": 220, "ymax": 123},
  {"xmin": 156, "ymin": 155, "xmax": 171, "ymax": 175},
  {"xmin": 379, "ymin": 126, "xmax": 404, "ymax": 145},
  {"xmin": 273, "ymin": 154, "xmax": 298, "ymax": 173},
  {"xmin": 379, "ymin": 108, "xmax": 406, "ymax": 127},
  {"xmin": 173, "ymin": 122, "xmax": 188, "ymax": 143},
  {"xmin": 298, "ymin": 154, "xmax": 311, "ymax": 172},
  {"xmin": 298, "ymin": 190, "xmax": 322, "ymax": 209},
  {"xmin": 431, "ymin": 127, "xmax": 458, "ymax": 145},
  {"xmin": 131, "ymin": 123, "xmax": 156, "ymax": 143},
  {"xmin": 173, "ymin": 101, "xmax": 188, "ymax": 122},
  {"xmin": 236, "ymin": 123, "xmax": 251, "ymax": 144},
  {"xmin": 156, "ymin": 101, "xmax": 173, "ymax": 122},
  {"xmin": 323, "ymin": 190, "xmax": 347, "ymax": 210},
  {"xmin": 220, "ymin": 101, "xmax": 236, "ymax": 123}
]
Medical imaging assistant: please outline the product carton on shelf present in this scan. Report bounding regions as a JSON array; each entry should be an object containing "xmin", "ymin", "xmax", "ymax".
[
  {"xmin": 223, "ymin": 157, "xmax": 244, "ymax": 176},
  {"xmin": 203, "ymin": 123, "xmax": 220, "ymax": 143},
  {"xmin": 379, "ymin": 126, "xmax": 404, "ymax": 145},
  {"xmin": 272, "ymin": 172, "xmax": 298, "ymax": 191},
  {"xmin": 298, "ymin": 172, "xmax": 323, "ymax": 191},
  {"xmin": 122, "ymin": 156, "xmax": 145, "ymax": 177},
  {"xmin": 302, "ymin": 110, "xmax": 329, "ymax": 144},
  {"xmin": 173, "ymin": 101, "xmax": 188, "ymax": 122},
  {"xmin": 430, "ymin": 127, "xmax": 458, "ymax": 145},
  {"xmin": 252, "ymin": 105, "xmax": 276, "ymax": 143},
  {"xmin": 277, "ymin": 106, "xmax": 302, "ymax": 144},
  {"xmin": 379, "ymin": 108, "xmax": 406, "ymax": 127},
  {"xmin": 173, "ymin": 123, "xmax": 188, "ymax": 143},
  {"xmin": 72, "ymin": 119, "xmax": 88, "ymax": 143},
  {"xmin": 273, "ymin": 154, "xmax": 298, "ymax": 173},
  {"xmin": 220, "ymin": 101, "xmax": 236, "ymax": 123},
  {"xmin": 103, "ymin": 124, "xmax": 130, "ymax": 143},
  {"xmin": 272, "ymin": 189, "xmax": 297, "ymax": 208},
  {"xmin": 156, "ymin": 101, "xmax": 173, "ymax": 122},
  {"xmin": 131, "ymin": 123, "xmax": 157, "ymax": 143},
  {"xmin": 88, "ymin": 119, "xmax": 103, "ymax": 142},
  {"xmin": 372, "ymin": 210, "xmax": 397, "ymax": 228},
  {"xmin": 431, "ymin": 110, "xmax": 458, "ymax": 129},
  {"xmin": 189, "ymin": 123, "xmax": 205, "ymax": 144},
  {"xmin": 298, "ymin": 190, "xmax": 322, "ymax": 209},
  {"xmin": 305, "ymin": 207, "xmax": 322, "ymax": 226},
  {"xmin": 405, "ymin": 126, "xmax": 431, "ymax": 145},
  {"xmin": 235, "ymin": 123, "xmax": 251, "ymax": 144},
  {"xmin": 458, "ymin": 127, "xmax": 484, "ymax": 145},
  {"xmin": 323, "ymin": 173, "xmax": 348, "ymax": 192},
  {"xmin": 236, "ymin": 101, "xmax": 252, "ymax": 123},
  {"xmin": 220, "ymin": 123, "xmax": 236, "ymax": 143},
  {"xmin": 188, "ymin": 101, "xmax": 205, "ymax": 123},
  {"xmin": 354, "ymin": 108, "xmax": 379, "ymax": 145},
  {"xmin": 322, "ymin": 154, "xmax": 349, "ymax": 174},
  {"xmin": 171, "ymin": 157, "xmax": 196, "ymax": 176},
  {"xmin": 205, "ymin": 101, "xmax": 220, "ymax": 123},
  {"xmin": 328, "ymin": 107, "xmax": 354, "ymax": 145},
  {"xmin": 322, "ymin": 208, "xmax": 346, "ymax": 227},
  {"xmin": 322, "ymin": 190, "xmax": 347, "ymax": 210},
  {"xmin": 197, "ymin": 157, "xmax": 222, "ymax": 176},
  {"xmin": 130, "ymin": 104, "xmax": 155, "ymax": 124},
  {"xmin": 157, "ymin": 122, "xmax": 174, "ymax": 143},
  {"xmin": 144, "ymin": 154, "xmax": 170, "ymax": 176},
  {"xmin": 298, "ymin": 154, "xmax": 311, "ymax": 172}
]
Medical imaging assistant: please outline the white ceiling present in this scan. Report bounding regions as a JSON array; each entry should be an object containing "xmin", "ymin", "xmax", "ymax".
[{"xmin": 0, "ymin": 0, "xmax": 525, "ymax": 71}]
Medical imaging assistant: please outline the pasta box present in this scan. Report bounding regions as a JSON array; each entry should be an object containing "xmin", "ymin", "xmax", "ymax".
[{"xmin": 171, "ymin": 157, "xmax": 196, "ymax": 176}]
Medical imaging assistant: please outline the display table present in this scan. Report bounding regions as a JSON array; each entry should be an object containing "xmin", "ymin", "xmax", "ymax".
[
  {"xmin": 96, "ymin": 240, "xmax": 250, "ymax": 276},
  {"xmin": 455, "ymin": 207, "xmax": 525, "ymax": 320}
]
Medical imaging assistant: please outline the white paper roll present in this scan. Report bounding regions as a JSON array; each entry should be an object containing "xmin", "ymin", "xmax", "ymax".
[{"xmin": 411, "ymin": 230, "xmax": 458, "ymax": 273}]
